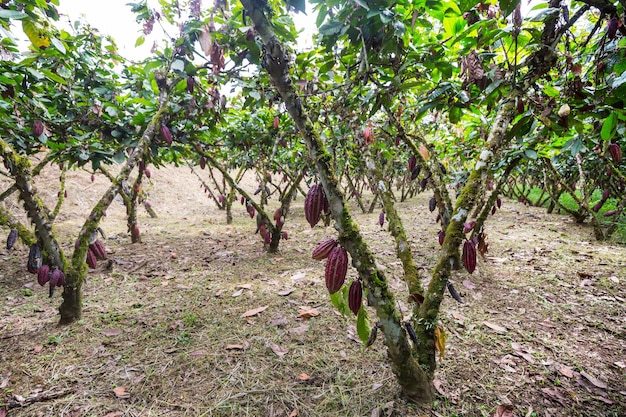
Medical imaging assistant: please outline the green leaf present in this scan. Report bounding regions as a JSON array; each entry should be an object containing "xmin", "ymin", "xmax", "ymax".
[
  {"xmin": 50, "ymin": 37, "xmax": 66, "ymax": 54},
  {"xmin": 499, "ymin": 0, "xmax": 519, "ymax": 17},
  {"xmin": 356, "ymin": 307, "xmax": 370, "ymax": 344},
  {"xmin": 601, "ymin": 112, "xmax": 617, "ymax": 141},
  {"xmin": 40, "ymin": 69, "xmax": 66, "ymax": 85},
  {"xmin": 135, "ymin": 36, "xmax": 145, "ymax": 47},
  {"xmin": 287, "ymin": 0, "xmax": 306, "ymax": 14},
  {"xmin": 319, "ymin": 21, "xmax": 344, "ymax": 36},
  {"xmin": 0, "ymin": 9, "xmax": 28, "ymax": 19}
]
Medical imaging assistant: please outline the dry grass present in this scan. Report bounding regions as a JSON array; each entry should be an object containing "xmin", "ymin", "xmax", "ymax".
[{"xmin": 1, "ymin": 162, "xmax": 625, "ymax": 416}]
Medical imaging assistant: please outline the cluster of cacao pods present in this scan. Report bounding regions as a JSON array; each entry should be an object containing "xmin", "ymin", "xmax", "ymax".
[
  {"xmin": 6, "ymin": 228, "xmax": 17, "ymax": 250},
  {"xmin": 312, "ymin": 239, "xmax": 361, "ymax": 314},
  {"xmin": 37, "ymin": 265, "xmax": 66, "ymax": 297},
  {"xmin": 592, "ymin": 189, "xmax": 611, "ymax": 213},
  {"xmin": 304, "ymin": 183, "xmax": 329, "ymax": 228},
  {"xmin": 246, "ymin": 201, "xmax": 255, "ymax": 218},
  {"xmin": 84, "ymin": 239, "xmax": 107, "ymax": 269}
]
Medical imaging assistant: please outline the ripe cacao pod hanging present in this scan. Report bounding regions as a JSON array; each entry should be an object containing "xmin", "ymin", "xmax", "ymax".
[
  {"xmin": 312, "ymin": 238, "xmax": 338, "ymax": 260},
  {"xmin": 27, "ymin": 244, "xmax": 42, "ymax": 274},
  {"xmin": 408, "ymin": 155, "xmax": 417, "ymax": 173},
  {"xmin": 33, "ymin": 120, "xmax": 44, "ymax": 137},
  {"xmin": 6, "ymin": 228, "xmax": 17, "ymax": 250},
  {"xmin": 438, "ymin": 230, "xmax": 445, "ymax": 246},
  {"xmin": 86, "ymin": 248, "xmax": 97, "ymax": 269},
  {"xmin": 609, "ymin": 143, "xmax": 622, "ymax": 164},
  {"xmin": 378, "ymin": 212, "xmax": 385, "ymax": 227},
  {"xmin": 37, "ymin": 265, "xmax": 50, "ymax": 286},
  {"xmin": 304, "ymin": 183, "xmax": 325, "ymax": 228},
  {"xmin": 348, "ymin": 279, "xmax": 362, "ymax": 315},
  {"xmin": 325, "ymin": 247, "xmax": 348, "ymax": 294},
  {"xmin": 160, "ymin": 124, "xmax": 173, "ymax": 145},
  {"xmin": 429, "ymin": 196, "xmax": 437, "ymax": 212},
  {"xmin": 462, "ymin": 240, "xmax": 477, "ymax": 274}
]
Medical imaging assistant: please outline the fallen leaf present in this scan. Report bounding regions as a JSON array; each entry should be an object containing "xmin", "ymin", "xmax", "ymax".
[
  {"xmin": 297, "ymin": 306, "xmax": 319, "ymax": 319},
  {"xmin": 288, "ymin": 325, "xmax": 309, "ymax": 335},
  {"xmin": 371, "ymin": 383, "xmax": 383, "ymax": 391},
  {"xmin": 433, "ymin": 379, "xmax": 447, "ymax": 397},
  {"xmin": 278, "ymin": 289, "xmax": 295, "ymax": 296},
  {"xmin": 288, "ymin": 409, "xmax": 298, "ymax": 417},
  {"xmin": 483, "ymin": 321, "xmax": 507, "ymax": 334},
  {"xmin": 596, "ymin": 396, "xmax": 614, "ymax": 404},
  {"xmin": 33, "ymin": 345, "xmax": 43, "ymax": 353},
  {"xmin": 614, "ymin": 361, "xmax": 626, "ymax": 369},
  {"xmin": 241, "ymin": 305, "xmax": 268, "ymax": 318},
  {"xmin": 237, "ymin": 284, "xmax": 252, "ymax": 289},
  {"xmin": 558, "ymin": 366, "xmax": 574, "ymax": 378},
  {"xmin": 68, "ymin": 406, "xmax": 83, "ymax": 417},
  {"xmin": 189, "ymin": 349, "xmax": 207, "ymax": 356},
  {"xmin": 102, "ymin": 328, "xmax": 123, "ymax": 337},
  {"xmin": 112, "ymin": 386, "xmax": 130, "ymax": 399},
  {"xmin": 214, "ymin": 289, "xmax": 223, "ymax": 297},
  {"xmin": 462, "ymin": 279, "xmax": 475, "ymax": 290},
  {"xmin": 232, "ymin": 288, "xmax": 244, "ymax": 297},
  {"xmin": 541, "ymin": 387, "xmax": 568, "ymax": 407},
  {"xmin": 434, "ymin": 326, "xmax": 447, "ymax": 361},
  {"xmin": 225, "ymin": 344, "xmax": 244, "ymax": 350},
  {"xmin": 269, "ymin": 342, "xmax": 288, "ymax": 357},
  {"xmin": 580, "ymin": 371, "xmax": 608, "ymax": 389},
  {"xmin": 102, "ymin": 412, "xmax": 123, "ymax": 417},
  {"xmin": 296, "ymin": 373, "xmax": 310, "ymax": 381},
  {"xmin": 270, "ymin": 315, "xmax": 289, "ymax": 327},
  {"xmin": 492, "ymin": 404, "xmax": 514, "ymax": 417},
  {"xmin": 451, "ymin": 312, "xmax": 468, "ymax": 322},
  {"xmin": 290, "ymin": 271, "xmax": 306, "ymax": 281}
]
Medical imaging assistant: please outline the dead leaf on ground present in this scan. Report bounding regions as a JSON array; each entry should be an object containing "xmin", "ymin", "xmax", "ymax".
[
  {"xmin": 288, "ymin": 325, "xmax": 309, "ymax": 335},
  {"xmin": 189, "ymin": 349, "xmax": 207, "ymax": 356},
  {"xmin": 462, "ymin": 279, "xmax": 475, "ymax": 290},
  {"xmin": 580, "ymin": 371, "xmax": 608, "ymax": 389},
  {"xmin": 451, "ymin": 312, "xmax": 468, "ymax": 322},
  {"xmin": 112, "ymin": 386, "xmax": 130, "ymax": 399},
  {"xmin": 68, "ymin": 406, "xmax": 83, "ymax": 417},
  {"xmin": 277, "ymin": 288, "xmax": 295, "ymax": 296},
  {"xmin": 614, "ymin": 361, "xmax": 626, "ymax": 369},
  {"xmin": 214, "ymin": 289, "xmax": 223, "ymax": 297},
  {"xmin": 558, "ymin": 365, "xmax": 574, "ymax": 378},
  {"xmin": 541, "ymin": 387, "xmax": 568, "ymax": 407},
  {"xmin": 237, "ymin": 284, "xmax": 252, "ymax": 289},
  {"xmin": 492, "ymin": 404, "xmax": 514, "ymax": 417},
  {"xmin": 232, "ymin": 288, "xmax": 244, "ymax": 297},
  {"xmin": 268, "ymin": 342, "xmax": 288, "ymax": 357},
  {"xmin": 225, "ymin": 344, "xmax": 244, "ymax": 350},
  {"xmin": 270, "ymin": 315, "xmax": 289, "ymax": 327},
  {"xmin": 102, "ymin": 412, "xmax": 123, "ymax": 417},
  {"xmin": 433, "ymin": 379, "xmax": 447, "ymax": 397},
  {"xmin": 33, "ymin": 345, "xmax": 43, "ymax": 353},
  {"xmin": 296, "ymin": 373, "xmax": 310, "ymax": 381},
  {"xmin": 288, "ymin": 409, "xmax": 298, "ymax": 417},
  {"xmin": 0, "ymin": 407, "xmax": 6, "ymax": 417},
  {"xmin": 297, "ymin": 306, "xmax": 319, "ymax": 319},
  {"xmin": 240, "ymin": 305, "xmax": 268, "ymax": 318},
  {"xmin": 102, "ymin": 328, "xmax": 123, "ymax": 337},
  {"xmin": 483, "ymin": 321, "xmax": 507, "ymax": 334}
]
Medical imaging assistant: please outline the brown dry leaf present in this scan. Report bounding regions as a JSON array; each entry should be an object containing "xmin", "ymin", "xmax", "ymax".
[
  {"xmin": 296, "ymin": 373, "xmax": 310, "ymax": 381},
  {"xmin": 33, "ymin": 345, "xmax": 43, "ymax": 353},
  {"xmin": 240, "ymin": 305, "xmax": 268, "ymax": 318},
  {"xmin": 237, "ymin": 284, "xmax": 252, "ymax": 289},
  {"xmin": 189, "ymin": 349, "xmax": 207, "ymax": 357},
  {"xmin": 102, "ymin": 328, "xmax": 123, "ymax": 337},
  {"xmin": 198, "ymin": 25, "xmax": 213, "ymax": 56},
  {"xmin": 278, "ymin": 289, "xmax": 295, "ymax": 296},
  {"xmin": 483, "ymin": 321, "xmax": 507, "ymax": 334},
  {"xmin": 492, "ymin": 404, "xmax": 514, "ymax": 417},
  {"xmin": 288, "ymin": 325, "xmax": 309, "ymax": 335},
  {"xmin": 102, "ymin": 412, "xmax": 123, "ymax": 417},
  {"xmin": 268, "ymin": 342, "xmax": 288, "ymax": 357},
  {"xmin": 68, "ymin": 406, "xmax": 83, "ymax": 417},
  {"xmin": 558, "ymin": 365, "xmax": 574, "ymax": 378},
  {"xmin": 297, "ymin": 306, "xmax": 320, "ymax": 319},
  {"xmin": 232, "ymin": 288, "xmax": 244, "ymax": 297},
  {"xmin": 541, "ymin": 387, "xmax": 568, "ymax": 407},
  {"xmin": 462, "ymin": 279, "xmax": 475, "ymax": 290},
  {"xmin": 288, "ymin": 409, "xmax": 298, "ymax": 417},
  {"xmin": 434, "ymin": 326, "xmax": 447, "ymax": 361},
  {"xmin": 112, "ymin": 386, "xmax": 130, "ymax": 399},
  {"xmin": 451, "ymin": 312, "xmax": 468, "ymax": 322},
  {"xmin": 225, "ymin": 344, "xmax": 244, "ymax": 350},
  {"xmin": 580, "ymin": 371, "xmax": 608, "ymax": 389}
]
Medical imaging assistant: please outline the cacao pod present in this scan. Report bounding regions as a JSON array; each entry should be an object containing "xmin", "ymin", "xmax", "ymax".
[
  {"xmin": 145, "ymin": 168, "xmax": 151, "ymax": 179},
  {"xmin": 516, "ymin": 98, "xmax": 524, "ymax": 114},
  {"xmin": 312, "ymin": 239, "xmax": 339, "ymax": 260},
  {"xmin": 438, "ymin": 230, "xmax": 445, "ymax": 246},
  {"xmin": 609, "ymin": 143, "xmax": 622, "ymax": 164},
  {"xmin": 186, "ymin": 76, "xmax": 195, "ymax": 93},
  {"xmin": 33, "ymin": 120, "xmax": 44, "ymax": 137},
  {"xmin": 348, "ymin": 279, "xmax": 362, "ymax": 315},
  {"xmin": 27, "ymin": 244, "xmax": 42, "ymax": 274},
  {"xmin": 86, "ymin": 248, "xmax": 97, "ymax": 269},
  {"xmin": 447, "ymin": 282, "xmax": 463, "ymax": 303},
  {"xmin": 491, "ymin": 206, "xmax": 496, "ymax": 215},
  {"xmin": 607, "ymin": 16, "xmax": 618, "ymax": 39},
  {"xmin": 496, "ymin": 197, "xmax": 502, "ymax": 209},
  {"xmin": 325, "ymin": 247, "xmax": 348, "ymax": 294},
  {"xmin": 91, "ymin": 174, "xmax": 95, "ymax": 182},
  {"xmin": 200, "ymin": 156, "xmax": 207, "ymax": 169},
  {"xmin": 6, "ymin": 228, "xmax": 17, "ymax": 250},
  {"xmin": 241, "ymin": 196, "xmax": 245, "ymax": 205},
  {"xmin": 37, "ymin": 265, "xmax": 50, "ymax": 286},
  {"xmin": 246, "ymin": 202, "xmax": 255, "ymax": 218},
  {"xmin": 139, "ymin": 161, "xmax": 146, "ymax": 172},
  {"xmin": 602, "ymin": 189, "xmax": 610, "ymax": 200},
  {"xmin": 429, "ymin": 196, "xmax": 437, "ymax": 212},
  {"xmin": 160, "ymin": 124, "xmax": 173, "ymax": 145},
  {"xmin": 281, "ymin": 231, "xmax": 288, "ymax": 240},
  {"xmin": 603, "ymin": 209, "xmax": 617, "ymax": 217},
  {"xmin": 410, "ymin": 166, "xmax": 420, "ymax": 180},
  {"xmin": 218, "ymin": 194, "xmax": 225, "ymax": 204},
  {"xmin": 273, "ymin": 116, "xmax": 279, "ymax": 129},
  {"xmin": 408, "ymin": 155, "xmax": 417, "ymax": 173},
  {"xmin": 592, "ymin": 200, "xmax": 604, "ymax": 213},
  {"xmin": 264, "ymin": 231, "xmax": 271, "ymax": 244},
  {"xmin": 435, "ymin": 214, "xmax": 441, "ymax": 223},
  {"xmin": 420, "ymin": 177, "xmax": 428, "ymax": 191},
  {"xmin": 304, "ymin": 183, "xmax": 325, "ymax": 228},
  {"xmin": 378, "ymin": 212, "xmax": 385, "ymax": 227},
  {"xmin": 462, "ymin": 240, "xmax": 477, "ymax": 274}
]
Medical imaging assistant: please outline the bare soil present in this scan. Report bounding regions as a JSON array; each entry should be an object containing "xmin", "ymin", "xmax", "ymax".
[{"xmin": 1, "ymin": 162, "xmax": 624, "ymax": 417}]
